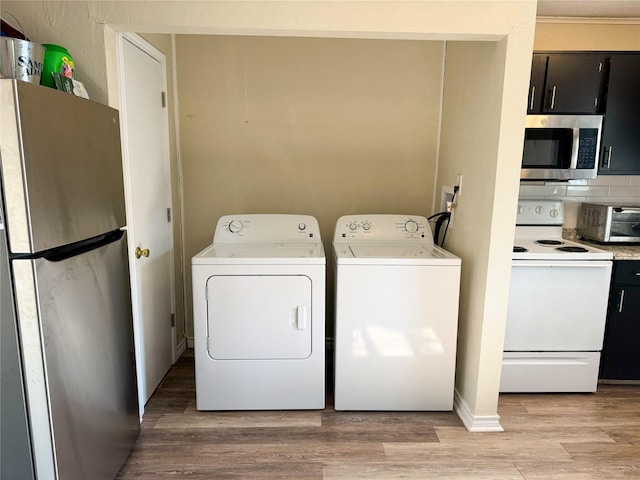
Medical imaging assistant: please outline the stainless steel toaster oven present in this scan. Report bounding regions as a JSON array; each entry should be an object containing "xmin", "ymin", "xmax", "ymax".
[{"xmin": 577, "ymin": 203, "xmax": 640, "ymax": 243}]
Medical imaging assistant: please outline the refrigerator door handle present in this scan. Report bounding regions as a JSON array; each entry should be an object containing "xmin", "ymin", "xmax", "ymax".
[
  {"xmin": 43, "ymin": 230, "xmax": 125, "ymax": 262},
  {"xmin": 10, "ymin": 230, "xmax": 126, "ymax": 262}
]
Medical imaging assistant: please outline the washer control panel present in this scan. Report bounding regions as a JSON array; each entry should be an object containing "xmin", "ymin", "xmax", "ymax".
[
  {"xmin": 334, "ymin": 215, "xmax": 433, "ymax": 244},
  {"xmin": 213, "ymin": 214, "xmax": 320, "ymax": 243}
]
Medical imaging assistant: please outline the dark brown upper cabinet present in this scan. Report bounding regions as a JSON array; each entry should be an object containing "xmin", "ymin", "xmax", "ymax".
[
  {"xmin": 598, "ymin": 54, "xmax": 640, "ymax": 175},
  {"xmin": 528, "ymin": 53, "xmax": 607, "ymax": 114},
  {"xmin": 527, "ymin": 54, "xmax": 547, "ymax": 113}
]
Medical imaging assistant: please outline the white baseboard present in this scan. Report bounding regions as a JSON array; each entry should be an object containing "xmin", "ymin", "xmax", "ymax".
[
  {"xmin": 175, "ymin": 337, "xmax": 187, "ymax": 360},
  {"xmin": 453, "ymin": 389, "xmax": 504, "ymax": 432},
  {"xmin": 186, "ymin": 336, "xmax": 194, "ymax": 349}
]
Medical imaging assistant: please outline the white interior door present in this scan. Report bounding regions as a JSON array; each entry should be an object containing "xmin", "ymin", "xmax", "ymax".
[{"xmin": 118, "ymin": 33, "xmax": 174, "ymax": 414}]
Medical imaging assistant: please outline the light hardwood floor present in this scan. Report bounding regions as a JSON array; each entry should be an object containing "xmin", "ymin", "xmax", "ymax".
[{"xmin": 118, "ymin": 350, "xmax": 640, "ymax": 479}]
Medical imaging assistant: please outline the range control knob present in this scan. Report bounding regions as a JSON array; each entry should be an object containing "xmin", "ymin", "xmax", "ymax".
[
  {"xmin": 550, "ymin": 209, "xmax": 559, "ymax": 218},
  {"xmin": 362, "ymin": 222, "xmax": 371, "ymax": 231},
  {"xmin": 228, "ymin": 220, "xmax": 243, "ymax": 233},
  {"xmin": 535, "ymin": 206, "xmax": 544, "ymax": 215},
  {"xmin": 404, "ymin": 220, "xmax": 419, "ymax": 233},
  {"xmin": 349, "ymin": 222, "xmax": 358, "ymax": 231}
]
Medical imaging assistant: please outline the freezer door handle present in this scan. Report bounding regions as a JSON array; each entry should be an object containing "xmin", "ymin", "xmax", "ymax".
[{"xmin": 13, "ymin": 230, "xmax": 125, "ymax": 262}]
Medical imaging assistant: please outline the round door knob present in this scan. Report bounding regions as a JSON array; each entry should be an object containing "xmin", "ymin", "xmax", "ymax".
[{"xmin": 135, "ymin": 247, "xmax": 150, "ymax": 259}]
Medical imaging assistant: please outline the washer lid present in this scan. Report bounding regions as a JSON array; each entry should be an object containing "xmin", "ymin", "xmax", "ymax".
[
  {"xmin": 192, "ymin": 242, "xmax": 326, "ymax": 265},
  {"xmin": 334, "ymin": 243, "xmax": 460, "ymax": 266}
]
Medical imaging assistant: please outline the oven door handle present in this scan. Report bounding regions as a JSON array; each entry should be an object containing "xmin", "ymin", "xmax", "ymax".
[
  {"xmin": 512, "ymin": 260, "xmax": 612, "ymax": 268},
  {"xmin": 613, "ymin": 207, "xmax": 640, "ymax": 213}
]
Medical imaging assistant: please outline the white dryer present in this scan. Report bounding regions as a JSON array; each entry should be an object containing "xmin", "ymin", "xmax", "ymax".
[
  {"xmin": 333, "ymin": 215, "xmax": 461, "ymax": 411},
  {"xmin": 192, "ymin": 214, "xmax": 325, "ymax": 410}
]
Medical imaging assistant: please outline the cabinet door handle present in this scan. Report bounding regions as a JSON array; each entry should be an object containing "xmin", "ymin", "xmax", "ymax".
[
  {"xmin": 618, "ymin": 289, "xmax": 625, "ymax": 313},
  {"xmin": 550, "ymin": 85, "xmax": 557, "ymax": 110},
  {"xmin": 606, "ymin": 146, "xmax": 613, "ymax": 168},
  {"xmin": 529, "ymin": 86, "xmax": 535, "ymax": 111}
]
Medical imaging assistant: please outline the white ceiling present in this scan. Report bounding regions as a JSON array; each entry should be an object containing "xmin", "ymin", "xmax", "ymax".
[{"xmin": 537, "ymin": 0, "xmax": 640, "ymax": 18}]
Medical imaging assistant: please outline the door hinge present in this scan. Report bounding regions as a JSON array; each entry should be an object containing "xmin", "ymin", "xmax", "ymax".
[
  {"xmin": 161, "ymin": 91, "xmax": 167, "ymax": 108},
  {"xmin": 171, "ymin": 313, "xmax": 176, "ymax": 328},
  {"xmin": 167, "ymin": 207, "xmax": 172, "ymax": 222}
]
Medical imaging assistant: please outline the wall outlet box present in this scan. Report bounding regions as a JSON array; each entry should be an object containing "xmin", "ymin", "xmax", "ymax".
[{"xmin": 441, "ymin": 186, "xmax": 455, "ymax": 228}]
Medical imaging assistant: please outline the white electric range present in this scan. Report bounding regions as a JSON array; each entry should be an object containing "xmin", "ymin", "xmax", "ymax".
[{"xmin": 500, "ymin": 200, "xmax": 613, "ymax": 393}]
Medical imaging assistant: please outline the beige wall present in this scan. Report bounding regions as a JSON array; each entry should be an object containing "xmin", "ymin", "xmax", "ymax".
[
  {"xmin": 526, "ymin": 20, "xmax": 640, "ymax": 227},
  {"xmin": 176, "ymin": 35, "xmax": 444, "ymax": 339},
  {"xmin": 1, "ymin": 0, "xmax": 537, "ymax": 428}
]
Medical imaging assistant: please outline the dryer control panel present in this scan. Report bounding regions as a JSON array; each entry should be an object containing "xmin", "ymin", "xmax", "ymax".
[
  {"xmin": 334, "ymin": 215, "xmax": 433, "ymax": 244},
  {"xmin": 214, "ymin": 214, "xmax": 321, "ymax": 243}
]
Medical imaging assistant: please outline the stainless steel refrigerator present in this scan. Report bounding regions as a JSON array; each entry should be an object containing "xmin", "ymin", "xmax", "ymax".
[{"xmin": 0, "ymin": 79, "xmax": 139, "ymax": 479}]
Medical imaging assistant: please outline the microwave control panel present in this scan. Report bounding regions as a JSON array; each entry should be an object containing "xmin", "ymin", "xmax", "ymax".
[{"xmin": 577, "ymin": 128, "xmax": 600, "ymax": 169}]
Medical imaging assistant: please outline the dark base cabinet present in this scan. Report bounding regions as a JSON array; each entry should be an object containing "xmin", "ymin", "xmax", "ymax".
[{"xmin": 599, "ymin": 260, "xmax": 640, "ymax": 381}]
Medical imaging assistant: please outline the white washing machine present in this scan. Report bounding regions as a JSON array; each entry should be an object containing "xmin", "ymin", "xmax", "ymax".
[
  {"xmin": 333, "ymin": 215, "xmax": 461, "ymax": 411},
  {"xmin": 192, "ymin": 214, "xmax": 325, "ymax": 410}
]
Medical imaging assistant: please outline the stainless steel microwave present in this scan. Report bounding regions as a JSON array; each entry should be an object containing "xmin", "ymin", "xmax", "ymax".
[
  {"xmin": 578, "ymin": 203, "xmax": 640, "ymax": 243},
  {"xmin": 521, "ymin": 114, "xmax": 603, "ymax": 181}
]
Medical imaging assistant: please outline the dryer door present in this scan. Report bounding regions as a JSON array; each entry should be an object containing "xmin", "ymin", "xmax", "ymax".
[{"xmin": 206, "ymin": 275, "xmax": 312, "ymax": 360}]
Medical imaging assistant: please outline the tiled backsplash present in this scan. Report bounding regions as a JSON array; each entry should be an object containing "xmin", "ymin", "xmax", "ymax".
[{"xmin": 519, "ymin": 176, "xmax": 640, "ymax": 228}]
